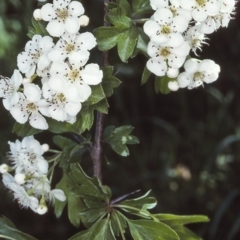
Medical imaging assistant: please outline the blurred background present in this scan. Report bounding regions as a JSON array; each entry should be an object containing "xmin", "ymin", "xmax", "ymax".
[{"xmin": 1, "ymin": 0, "xmax": 240, "ymax": 239}]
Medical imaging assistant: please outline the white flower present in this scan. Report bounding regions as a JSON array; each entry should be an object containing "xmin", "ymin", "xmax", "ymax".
[
  {"xmin": 8, "ymin": 136, "xmax": 49, "ymax": 176},
  {"xmin": 177, "ymin": 58, "xmax": 220, "ymax": 89},
  {"xmin": 147, "ymin": 41, "xmax": 191, "ymax": 75},
  {"xmin": 144, "ymin": 8, "xmax": 188, "ymax": 47},
  {"xmin": 41, "ymin": 0, "xmax": 85, "ymax": 37},
  {"xmin": 48, "ymin": 32, "xmax": 96, "ymax": 63},
  {"xmin": 0, "ymin": 70, "xmax": 22, "ymax": 110},
  {"xmin": 42, "ymin": 78, "xmax": 83, "ymax": 122},
  {"xmin": 184, "ymin": 25, "xmax": 208, "ymax": 54},
  {"xmin": 10, "ymin": 84, "xmax": 49, "ymax": 130},
  {"xmin": 179, "ymin": 0, "xmax": 220, "ymax": 22},
  {"xmin": 2, "ymin": 173, "xmax": 39, "ymax": 212},
  {"xmin": 17, "ymin": 35, "xmax": 54, "ymax": 77}
]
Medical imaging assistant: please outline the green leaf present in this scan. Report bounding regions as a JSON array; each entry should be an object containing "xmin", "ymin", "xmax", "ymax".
[
  {"xmin": 27, "ymin": 18, "xmax": 48, "ymax": 38},
  {"xmin": 12, "ymin": 122, "xmax": 42, "ymax": 137},
  {"xmin": 155, "ymin": 214, "xmax": 210, "ymax": 226},
  {"xmin": 116, "ymin": 0, "xmax": 131, "ymax": 16},
  {"xmin": 110, "ymin": 211, "xmax": 127, "ymax": 237},
  {"xmin": 87, "ymin": 84, "xmax": 106, "ymax": 105},
  {"xmin": 68, "ymin": 195, "xmax": 86, "ymax": 228},
  {"xmin": 69, "ymin": 219, "xmax": 115, "ymax": 240},
  {"xmin": 107, "ymin": 8, "xmax": 131, "ymax": 28},
  {"xmin": 120, "ymin": 190, "xmax": 157, "ymax": 211},
  {"xmin": 132, "ymin": 28, "xmax": 149, "ymax": 58},
  {"xmin": 54, "ymin": 174, "xmax": 86, "ymax": 228},
  {"xmin": 53, "ymin": 135, "xmax": 78, "ymax": 150},
  {"xmin": 104, "ymin": 125, "xmax": 139, "ymax": 157},
  {"xmin": 47, "ymin": 118, "xmax": 78, "ymax": 134},
  {"xmin": 155, "ymin": 75, "xmax": 173, "ymax": 94},
  {"xmin": 117, "ymin": 26, "xmax": 139, "ymax": 62},
  {"xmin": 154, "ymin": 214, "xmax": 209, "ymax": 240},
  {"xmin": 0, "ymin": 216, "xmax": 38, "ymax": 240},
  {"xmin": 69, "ymin": 163, "xmax": 111, "ymax": 201},
  {"xmin": 128, "ymin": 219, "xmax": 179, "ymax": 240},
  {"xmin": 94, "ymin": 27, "xmax": 125, "ymax": 51},
  {"xmin": 141, "ymin": 66, "xmax": 152, "ymax": 85},
  {"xmin": 132, "ymin": 0, "xmax": 153, "ymax": 16},
  {"xmin": 101, "ymin": 66, "xmax": 121, "ymax": 97},
  {"xmin": 170, "ymin": 225, "xmax": 203, "ymax": 240}
]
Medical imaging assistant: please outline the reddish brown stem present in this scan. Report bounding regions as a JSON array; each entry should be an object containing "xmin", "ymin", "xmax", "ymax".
[{"xmin": 91, "ymin": 0, "xmax": 110, "ymax": 181}]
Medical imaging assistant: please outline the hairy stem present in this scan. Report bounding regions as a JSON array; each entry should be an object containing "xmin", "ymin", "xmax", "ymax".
[{"xmin": 91, "ymin": 0, "xmax": 110, "ymax": 181}]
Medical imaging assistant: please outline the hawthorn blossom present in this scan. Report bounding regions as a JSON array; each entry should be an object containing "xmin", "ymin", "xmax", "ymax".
[
  {"xmin": 177, "ymin": 58, "xmax": 220, "ymax": 89},
  {"xmin": 2, "ymin": 173, "xmax": 39, "ymax": 212},
  {"xmin": 0, "ymin": 70, "xmax": 22, "ymax": 110},
  {"xmin": 40, "ymin": 0, "xmax": 85, "ymax": 37},
  {"xmin": 184, "ymin": 25, "xmax": 208, "ymax": 55},
  {"xmin": 10, "ymin": 84, "xmax": 49, "ymax": 130},
  {"xmin": 146, "ymin": 41, "xmax": 191, "ymax": 76},
  {"xmin": 144, "ymin": 8, "xmax": 189, "ymax": 47},
  {"xmin": 179, "ymin": 0, "xmax": 220, "ymax": 22},
  {"xmin": 48, "ymin": 32, "xmax": 96, "ymax": 63},
  {"xmin": 42, "ymin": 78, "xmax": 83, "ymax": 122},
  {"xmin": 17, "ymin": 35, "xmax": 54, "ymax": 77}
]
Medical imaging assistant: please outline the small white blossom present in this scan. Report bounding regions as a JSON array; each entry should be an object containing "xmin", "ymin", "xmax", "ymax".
[
  {"xmin": 10, "ymin": 84, "xmax": 49, "ymax": 130},
  {"xmin": 79, "ymin": 15, "xmax": 90, "ymax": 26},
  {"xmin": 177, "ymin": 58, "xmax": 220, "ymax": 89},
  {"xmin": 168, "ymin": 81, "xmax": 180, "ymax": 91},
  {"xmin": 0, "ymin": 164, "xmax": 10, "ymax": 173},
  {"xmin": 0, "ymin": 70, "xmax": 23, "ymax": 110},
  {"xmin": 41, "ymin": 0, "xmax": 85, "ymax": 37},
  {"xmin": 144, "ymin": 8, "xmax": 188, "ymax": 47},
  {"xmin": 48, "ymin": 32, "xmax": 96, "ymax": 63},
  {"xmin": 17, "ymin": 35, "xmax": 54, "ymax": 77},
  {"xmin": 33, "ymin": 9, "xmax": 42, "ymax": 20}
]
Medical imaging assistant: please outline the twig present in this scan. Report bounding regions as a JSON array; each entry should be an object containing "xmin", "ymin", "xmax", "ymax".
[{"xmin": 91, "ymin": 0, "xmax": 110, "ymax": 181}]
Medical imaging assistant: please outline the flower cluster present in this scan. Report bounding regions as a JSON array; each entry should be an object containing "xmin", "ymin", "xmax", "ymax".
[
  {"xmin": 144, "ymin": 0, "xmax": 236, "ymax": 90},
  {"xmin": 0, "ymin": 0, "xmax": 102, "ymax": 130},
  {"xmin": 0, "ymin": 136, "xmax": 66, "ymax": 214}
]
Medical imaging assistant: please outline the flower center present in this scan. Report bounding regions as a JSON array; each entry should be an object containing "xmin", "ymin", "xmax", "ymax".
[
  {"xmin": 56, "ymin": 9, "xmax": 69, "ymax": 20},
  {"xmin": 196, "ymin": 0, "xmax": 206, "ymax": 7},
  {"xmin": 27, "ymin": 103, "xmax": 37, "ymax": 113},
  {"xmin": 65, "ymin": 44, "xmax": 75, "ymax": 53},
  {"xmin": 161, "ymin": 25, "xmax": 171, "ymax": 34},
  {"xmin": 169, "ymin": 6, "xmax": 178, "ymax": 16},
  {"xmin": 68, "ymin": 69, "xmax": 80, "ymax": 82},
  {"xmin": 193, "ymin": 72, "xmax": 203, "ymax": 81},
  {"xmin": 57, "ymin": 93, "xmax": 66, "ymax": 103},
  {"xmin": 159, "ymin": 47, "xmax": 171, "ymax": 57}
]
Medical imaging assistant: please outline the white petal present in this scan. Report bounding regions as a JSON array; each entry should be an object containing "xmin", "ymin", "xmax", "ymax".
[
  {"xmin": 65, "ymin": 102, "xmax": 81, "ymax": 116},
  {"xmin": 49, "ymin": 106, "xmax": 67, "ymax": 121},
  {"xmin": 192, "ymin": 8, "xmax": 208, "ymax": 22},
  {"xmin": 65, "ymin": 17, "xmax": 80, "ymax": 34},
  {"xmin": 77, "ymin": 83, "xmax": 92, "ymax": 102},
  {"xmin": 11, "ymin": 70, "xmax": 23, "ymax": 88},
  {"xmin": 184, "ymin": 59, "xmax": 199, "ymax": 73},
  {"xmin": 76, "ymin": 32, "xmax": 96, "ymax": 50},
  {"xmin": 36, "ymin": 158, "xmax": 49, "ymax": 174},
  {"xmin": 146, "ymin": 57, "xmax": 167, "ymax": 76},
  {"xmin": 46, "ymin": 20, "xmax": 65, "ymax": 37},
  {"xmin": 143, "ymin": 20, "xmax": 160, "ymax": 38},
  {"xmin": 177, "ymin": 72, "xmax": 193, "ymax": 88},
  {"xmin": 68, "ymin": 1, "xmax": 85, "ymax": 16},
  {"xmin": 51, "ymin": 189, "xmax": 66, "ymax": 201},
  {"xmin": 10, "ymin": 106, "xmax": 28, "ymax": 124},
  {"xmin": 24, "ymin": 84, "xmax": 41, "ymax": 102},
  {"xmin": 41, "ymin": 4, "xmax": 56, "ymax": 21},
  {"xmin": 69, "ymin": 50, "xmax": 90, "ymax": 67},
  {"xmin": 29, "ymin": 113, "xmax": 48, "ymax": 130},
  {"xmin": 81, "ymin": 64, "xmax": 103, "ymax": 85},
  {"xmin": 49, "ymin": 76, "xmax": 66, "ymax": 92},
  {"xmin": 48, "ymin": 49, "xmax": 67, "ymax": 62},
  {"xmin": 154, "ymin": 8, "xmax": 173, "ymax": 24}
]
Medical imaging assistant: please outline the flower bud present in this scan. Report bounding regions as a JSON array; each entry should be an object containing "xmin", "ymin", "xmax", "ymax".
[
  {"xmin": 168, "ymin": 81, "xmax": 179, "ymax": 91},
  {"xmin": 79, "ymin": 15, "xmax": 89, "ymax": 27},
  {"xmin": 37, "ymin": 204, "xmax": 48, "ymax": 215},
  {"xmin": 15, "ymin": 173, "xmax": 26, "ymax": 185},
  {"xmin": 41, "ymin": 143, "xmax": 49, "ymax": 152},
  {"xmin": 0, "ymin": 164, "xmax": 10, "ymax": 174},
  {"xmin": 33, "ymin": 9, "xmax": 42, "ymax": 21}
]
